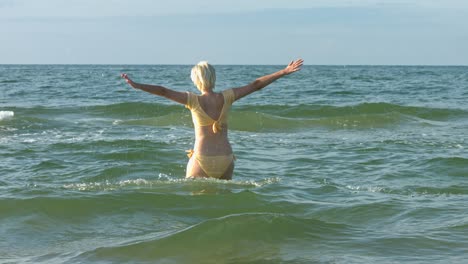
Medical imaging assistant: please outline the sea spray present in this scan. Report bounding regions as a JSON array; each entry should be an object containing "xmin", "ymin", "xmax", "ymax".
[{"xmin": 0, "ymin": 111, "xmax": 14, "ymax": 121}]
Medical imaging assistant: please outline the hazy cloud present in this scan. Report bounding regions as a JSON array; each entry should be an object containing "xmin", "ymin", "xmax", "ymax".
[
  {"xmin": 0, "ymin": 0, "xmax": 14, "ymax": 8},
  {"xmin": 0, "ymin": 0, "xmax": 467, "ymax": 64},
  {"xmin": 1, "ymin": 0, "xmax": 468, "ymax": 18}
]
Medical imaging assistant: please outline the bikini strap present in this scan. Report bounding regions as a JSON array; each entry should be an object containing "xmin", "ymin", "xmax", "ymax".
[
  {"xmin": 212, "ymin": 89, "xmax": 235, "ymax": 133},
  {"xmin": 186, "ymin": 149, "xmax": 194, "ymax": 159},
  {"xmin": 185, "ymin": 92, "xmax": 197, "ymax": 110}
]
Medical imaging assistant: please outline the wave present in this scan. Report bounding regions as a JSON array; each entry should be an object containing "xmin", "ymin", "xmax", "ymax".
[
  {"xmin": 79, "ymin": 101, "xmax": 468, "ymax": 121},
  {"xmin": 229, "ymin": 102, "xmax": 467, "ymax": 131},
  {"xmin": 0, "ymin": 79, "xmax": 20, "ymax": 84},
  {"xmin": 406, "ymin": 186, "xmax": 468, "ymax": 196},
  {"xmin": 1, "ymin": 177, "xmax": 281, "ymax": 216},
  {"xmin": 326, "ymin": 174, "xmax": 448, "ymax": 195},
  {"xmin": 345, "ymin": 184, "xmax": 468, "ymax": 196},
  {"xmin": 418, "ymin": 157, "xmax": 468, "ymax": 178},
  {"xmin": 107, "ymin": 103, "xmax": 463, "ymax": 132},
  {"xmin": 63, "ymin": 176, "xmax": 280, "ymax": 190},
  {"xmin": 423, "ymin": 156, "xmax": 468, "ymax": 168},
  {"xmin": 75, "ymin": 213, "xmax": 349, "ymax": 263},
  {"xmin": 85, "ymin": 102, "xmax": 187, "ymax": 119},
  {"xmin": 6, "ymin": 102, "xmax": 467, "ymax": 132},
  {"xmin": 0, "ymin": 111, "xmax": 14, "ymax": 121},
  {"xmin": 116, "ymin": 112, "xmax": 191, "ymax": 127},
  {"xmin": 350, "ymin": 75, "xmax": 397, "ymax": 82},
  {"xmin": 258, "ymin": 102, "xmax": 467, "ymax": 120}
]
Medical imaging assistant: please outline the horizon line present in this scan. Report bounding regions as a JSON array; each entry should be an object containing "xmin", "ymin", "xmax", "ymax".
[{"xmin": 1, "ymin": 63, "xmax": 467, "ymax": 67}]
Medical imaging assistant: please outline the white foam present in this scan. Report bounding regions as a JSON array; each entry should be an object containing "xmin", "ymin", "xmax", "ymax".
[
  {"xmin": 346, "ymin": 185, "xmax": 387, "ymax": 193},
  {"xmin": 0, "ymin": 111, "xmax": 14, "ymax": 121},
  {"xmin": 63, "ymin": 176, "xmax": 280, "ymax": 192}
]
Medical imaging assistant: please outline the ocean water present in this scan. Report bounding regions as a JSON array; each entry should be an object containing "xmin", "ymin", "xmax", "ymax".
[{"xmin": 0, "ymin": 64, "xmax": 467, "ymax": 263}]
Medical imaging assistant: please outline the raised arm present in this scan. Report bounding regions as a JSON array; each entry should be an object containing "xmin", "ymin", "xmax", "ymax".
[
  {"xmin": 232, "ymin": 59, "xmax": 303, "ymax": 101},
  {"xmin": 121, "ymin": 73, "xmax": 187, "ymax": 105}
]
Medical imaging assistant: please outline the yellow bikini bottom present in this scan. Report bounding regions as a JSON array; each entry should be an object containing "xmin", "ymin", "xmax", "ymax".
[{"xmin": 186, "ymin": 150, "xmax": 235, "ymax": 179}]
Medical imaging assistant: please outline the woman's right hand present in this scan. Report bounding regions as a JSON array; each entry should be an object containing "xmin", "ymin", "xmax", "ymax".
[{"xmin": 284, "ymin": 59, "xmax": 304, "ymax": 75}]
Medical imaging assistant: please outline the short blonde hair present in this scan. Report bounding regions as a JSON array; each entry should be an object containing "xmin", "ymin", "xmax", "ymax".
[{"xmin": 191, "ymin": 61, "xmax": 216, "ymax": 92}]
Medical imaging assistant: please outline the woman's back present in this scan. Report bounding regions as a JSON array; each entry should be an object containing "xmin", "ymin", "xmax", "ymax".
[
  {"xmin": 187, "ymin": 90, "xmax": 235, "ymax": 156},
  {"xmin": 197, "ymin": 92, "xmax": 225, "ymax": 120}
]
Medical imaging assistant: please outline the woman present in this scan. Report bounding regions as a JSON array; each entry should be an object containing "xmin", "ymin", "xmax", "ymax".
[{"xmin": 121, "ymin": 59, "xmax": 303, "ymax": 180}]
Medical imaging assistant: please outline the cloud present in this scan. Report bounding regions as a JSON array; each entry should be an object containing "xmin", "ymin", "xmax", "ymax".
[
  {"xmin": 1, "ymin": 0, "xmax": 468, "ymax": 19},
  {"xmin": 0, "ymin": 0, "xmax": 14, "ymax": 8},
  {"xmin": 1, "ymin": 1, "xmax": 467, "ymax": 64}
]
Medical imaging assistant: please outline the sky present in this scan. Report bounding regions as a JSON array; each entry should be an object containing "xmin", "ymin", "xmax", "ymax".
[{"xmin": 0, "ymin": 0, "xmax": 467, "ymax": 65}]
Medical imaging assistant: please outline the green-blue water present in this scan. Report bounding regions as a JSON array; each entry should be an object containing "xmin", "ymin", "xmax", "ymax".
[{"xmin": 1, "ymin": 65, "xmax": 467, "ymax": 263}]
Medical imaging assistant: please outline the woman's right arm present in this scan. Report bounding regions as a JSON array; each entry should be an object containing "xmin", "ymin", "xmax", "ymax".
[
  {"xmin": 232, "ymin": 59, "xmax": 303, "ymax": 101},
  {"xmin": 121, "ymin": 73, "xmax": 187, "ymax": 105}
]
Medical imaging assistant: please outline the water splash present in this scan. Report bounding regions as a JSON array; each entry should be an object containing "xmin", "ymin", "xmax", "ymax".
[{"xmin": 0, "ymin": 111, "xmax": 14, "ymax": 121}]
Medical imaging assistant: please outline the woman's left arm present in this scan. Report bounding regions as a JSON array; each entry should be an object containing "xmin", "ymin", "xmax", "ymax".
[{"xmin": 121, "ymin": 73, "xmax": 187, "ymax": 105}]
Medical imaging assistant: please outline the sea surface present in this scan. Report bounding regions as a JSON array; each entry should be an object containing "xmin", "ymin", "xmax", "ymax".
[{"xmin": 1, "ymin": 64, "xmax": 467, "ymax": 263}]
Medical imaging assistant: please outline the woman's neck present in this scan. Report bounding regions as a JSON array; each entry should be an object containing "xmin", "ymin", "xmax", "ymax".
[{"xmin": 201, "ymin": 89, "xmax": 215, "ymax": 96}]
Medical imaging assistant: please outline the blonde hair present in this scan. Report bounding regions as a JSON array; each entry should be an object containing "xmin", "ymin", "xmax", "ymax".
[{"xmin": 191, "ymin": 61, "xmax": 216, "ymax": 92}]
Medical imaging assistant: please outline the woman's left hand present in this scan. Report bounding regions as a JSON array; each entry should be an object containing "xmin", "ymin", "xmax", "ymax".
[{"xmin": 121, "ymin": 73, "xmax": 136, "ymax": 88}]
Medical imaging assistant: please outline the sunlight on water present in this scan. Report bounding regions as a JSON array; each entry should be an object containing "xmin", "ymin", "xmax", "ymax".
[{"xmin": 1, "ymin": 65, "xmax": 467, "ymax": 263}]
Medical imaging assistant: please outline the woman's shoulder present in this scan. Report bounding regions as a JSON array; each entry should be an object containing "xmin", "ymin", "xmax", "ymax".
[
  {"xmin": 185, "ymin": 91, "xmax": 199, "ymax": 109},
  {"xmin": 221, "ymin": 89, "xmax": 235, "ymax": 104}
]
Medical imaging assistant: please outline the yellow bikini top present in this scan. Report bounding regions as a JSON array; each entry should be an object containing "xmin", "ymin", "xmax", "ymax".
[{"xmin": 185, "ymin": 89, "xmax": 235, "ymax": 133}]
